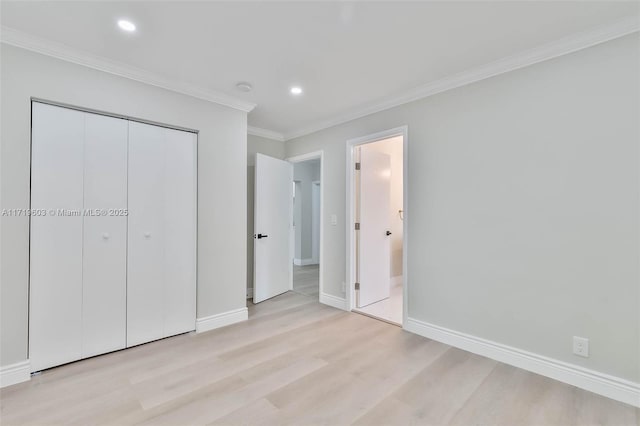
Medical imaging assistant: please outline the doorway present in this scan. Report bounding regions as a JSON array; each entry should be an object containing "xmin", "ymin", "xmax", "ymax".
[
  {"xmin": 251, "ymin": 151, "xmax": 324, "ymax": 304},
  {"xmin": 347, "ymin": 127, "xmax": 407, "ymax": 326},
  {"xmin": 290, "ymin": 156, "xmax": 322, "ymax": 299}
]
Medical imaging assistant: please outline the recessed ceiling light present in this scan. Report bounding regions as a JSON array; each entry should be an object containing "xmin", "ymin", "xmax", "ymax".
[
  {"xmin": 236, "ymin": 82, "xmax": 253, "ymax": 92},
  {"xmin": 290, "ymin": 86, "xmax": 303, "ymax": 95},
  {"xmin": 117, "ymin": 19, "xmax": 136, "ymax": 32}
]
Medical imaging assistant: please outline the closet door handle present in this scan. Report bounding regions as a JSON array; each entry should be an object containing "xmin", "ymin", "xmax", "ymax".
[
  {"xmin": 144, "ymin": 232, "xmax": 151, "ymax": 239},
  {"xmin": 102, "ymin": 233, "xmax": 110, "ymax": 240},
  {"xmin": 255, "ymin": 233, "xmax": 268, "ymax": 239}
]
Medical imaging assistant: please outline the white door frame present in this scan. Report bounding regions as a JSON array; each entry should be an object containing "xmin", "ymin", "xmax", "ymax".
[
  {"xmin": 346, "ymin": 126, "xmax": 408, "ymax": 326},
  {"xmin": 286, "ymin": 151, "xmax": 324, "ymax": 300},
  {"xmin": 311, "ymin": 180, "xmax": 320, "ymax": 265}
]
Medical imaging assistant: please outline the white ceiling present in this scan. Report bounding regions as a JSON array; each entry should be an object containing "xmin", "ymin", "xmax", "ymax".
[{"xmin": 2, "ymin": 1, "xmax": 638, "ymax": 139}]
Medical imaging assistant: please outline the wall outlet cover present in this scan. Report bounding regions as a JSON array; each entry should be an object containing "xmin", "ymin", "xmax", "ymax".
[{"xmin": 573, "ymin": 336, "xmax": 589, "ymax": 358}]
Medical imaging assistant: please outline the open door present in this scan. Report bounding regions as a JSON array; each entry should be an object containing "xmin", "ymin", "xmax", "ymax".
[
  {"xmin": 357, "ymin": 148, "xmax": 391, "ymax": 308},
  {"xmin": 254, "ymin": 154, "xmax": 293, "ymax": 303}
]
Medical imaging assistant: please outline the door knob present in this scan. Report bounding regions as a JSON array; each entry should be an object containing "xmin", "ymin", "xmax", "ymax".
[
  {"xmin": 102, "ymin": 233, "xmax": 110, "ymax": 240},
  {"xmin": 386, "ymin": 231, "xmax": 392, "ymax": 236},
  {"xmin": 255, "ymin": 233, "xmax": 268, "ymax": 239},
  {"xmin": 144, "ymin": 232, "xmax": 151, "ymax": 239}
]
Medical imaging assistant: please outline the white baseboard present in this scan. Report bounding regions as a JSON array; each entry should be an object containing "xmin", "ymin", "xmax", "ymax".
[
  {"xmin": 246, "ymin": 287, "xmax": 253, "ymax": 299},
  {"xmin": 294, "ymin": 258, "xmax": 317, "ymax": 266},
  {"xmin": 0, "ymin": 360, "xmax": 31, "ymax": 388},
  {"xmin": 196, "ymin": 307, "xmax": 248, "ymax": 333},
  {"xmin": 405, "ymin": 318, "xmax": 640, "ymax": 408},
  {"xmin": 320, "ymin": 292, "xmax": 348, "ymax": 311},
  {"xmin": 391, "ymin": 275, "xmax": 403, "ymax": 287}
]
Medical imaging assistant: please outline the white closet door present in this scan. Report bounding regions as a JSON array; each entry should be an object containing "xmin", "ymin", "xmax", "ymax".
[
  {"xmin": 30, "ymin": 103, "xmax": 84, "ymax": 372},
  {"xmin": 82, "ymin": 113, "xmax": 128, "ymax": 357},
  {"xmin": 163, "ymin": 128, "xmax": 197, "ymax": 337},
  {"xmin": 128, "ymin": 122, "xmax": 196, "ymax": 346},
  {"xmin": 127, "ymin": 121, "xmax": 166, "ymax": 347}
]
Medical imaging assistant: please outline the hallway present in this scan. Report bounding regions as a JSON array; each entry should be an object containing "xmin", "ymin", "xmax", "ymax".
[{"xmin": 292, "ymin": 264, "xmax": 319, "ymax": 298}]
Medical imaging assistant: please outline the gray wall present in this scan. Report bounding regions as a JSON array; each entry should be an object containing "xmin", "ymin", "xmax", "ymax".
[
  {"xmin": 246, "ymin": 134, "xmax": 286, "ymax": 293},
  {"xmin": 285, "ymin": 34, "xmax": 640, "ymax": 382},
  {"xmin": 0, "ymin": 45, "xmax": 248, "ymax": 367},
  {"xmin": 293, "ymin": 160, "xmax": 321, "ymax": 262}
]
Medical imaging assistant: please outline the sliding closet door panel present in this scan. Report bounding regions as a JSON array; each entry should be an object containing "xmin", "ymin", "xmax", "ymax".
[
  {"xmin": 127, "ymin": 121, "xmax": 165, "ymax": 347},
  {"xmin": 163, "ymin": 128, "xmax": 197, "ymax": 337},
  {"xmin": 29, "ymin": 103, "xmax": 84, "ymax": 372},
  {"xmin": 82, "ymin": 114, "xmax": 128, "ymax": 357}
]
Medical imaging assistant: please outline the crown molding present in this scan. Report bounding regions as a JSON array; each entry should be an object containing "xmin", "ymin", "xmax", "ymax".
[
  {"xmin": 0, "ymin": 26, "xmax": 257, "ymax": 113},
  {"xmin": 283, "ymin": 16, "xmax": 640, "ymax": 140},
  {"xmin": 248, "ymin": 125, "xmax": 285, "ymax": 142},
  {"xmin": 3, "ymin": 15, "xmax": 637, "ymax": 136}
]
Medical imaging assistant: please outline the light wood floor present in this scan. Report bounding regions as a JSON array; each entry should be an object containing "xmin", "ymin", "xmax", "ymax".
[
  {"xmin": 1, "ymin": 291, "xmax": 638, "ymax": 425},
  {"xmin": 292, "ymin": 264, "xmax": 319, "ymax": 298}
]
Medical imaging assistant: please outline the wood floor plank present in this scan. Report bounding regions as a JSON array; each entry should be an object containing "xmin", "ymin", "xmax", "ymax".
[
  {"xmin": 138, "ymin": 357, "xmax": 328, "ymax": 426},
  {"xmin": 130, "ymin": 308, "xmax": 348, "ymax": 410},
  {"xmin": 210, "ymin": 397, "xmax": 283, "ymax": 426},
  {"xmin": 571, "ymin": 387, "xmax": 640, "ymax": 426},
  {"xmin": 279, "ymin": 338, "xmax": 452, "ymax": 425},
  {"xmin": 448, "ymin": 363, "xmax": 554, "ymax": 425},
  {"xmin": 354, "ymin": 348, "xmax": 497, "ymax": 426}
]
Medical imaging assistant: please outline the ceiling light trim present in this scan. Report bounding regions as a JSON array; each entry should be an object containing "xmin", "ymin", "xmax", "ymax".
[
  {"xmin": 117, "ymin": 19, "xmax": 136, "ymax": 32},
  {"xmin": 248, "ymin": 126, "xmax": 285, "ymax": 142},
  {"xmin": 0, "ymin": 25, "xmax": 257, "ymax": 113},
  {"xmin": 283, "ymin": 16, "xmax": 639, "ymax": 141}
]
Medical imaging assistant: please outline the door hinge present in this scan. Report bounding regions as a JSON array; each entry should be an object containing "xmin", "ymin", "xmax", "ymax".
[
  {"xmin": 355, "ymin": 162, "xmax": 361, "ymax": 170},
  {"xmin": 355, "ymin": 282, "xmax": 360, "ymax": 290},
  {"xmin": 354, "ymin": 222, "xmax": 360, "ymax": 230}
]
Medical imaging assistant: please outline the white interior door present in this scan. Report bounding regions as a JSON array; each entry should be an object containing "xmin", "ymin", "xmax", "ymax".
[
  {"xmin": 82, "ymin": 113, "xmax": 128, "ymax": 358},
  {"xmin": 254, "ymin": 154, "xmax": 293, "ymax": 303},
  {"xmin": 357, "ymin": 148, "xmax": 391, "ymax": 308},
  {"xmin": 29, "ymin": 103, "xmax": 85, "ymax": 372}
]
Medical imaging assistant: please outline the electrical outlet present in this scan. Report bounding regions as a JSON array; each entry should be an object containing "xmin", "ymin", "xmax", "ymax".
[
  {"xmin": 331, "ymin": 214, "xmax": 337, "ymax": 226},
  {"xmin": 573, "ymin": 336, "xmax": 589, "ymax": 358}
]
